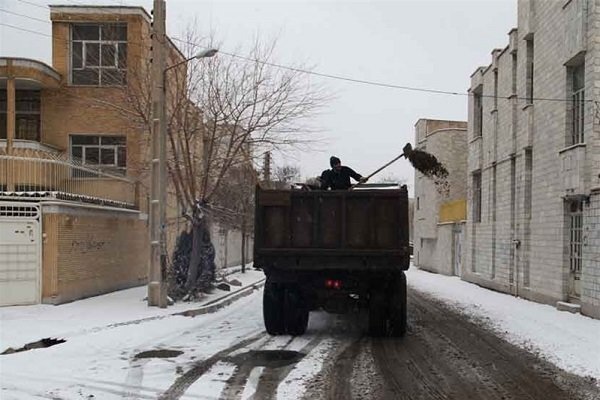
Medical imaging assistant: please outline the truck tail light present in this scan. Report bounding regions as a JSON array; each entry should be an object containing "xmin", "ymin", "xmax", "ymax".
[{"xmin": 325, "ymin": 279, "xmax": 342, "ymax": 289}]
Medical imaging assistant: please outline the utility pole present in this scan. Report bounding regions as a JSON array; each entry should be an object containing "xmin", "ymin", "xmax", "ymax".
[
  {"xmin": 148, "ymin": 0, "xmax": 168, "ymax": 307},
  {"xmin": 263, "ymin": 151, "xmax": 271, "ymax": 187}
]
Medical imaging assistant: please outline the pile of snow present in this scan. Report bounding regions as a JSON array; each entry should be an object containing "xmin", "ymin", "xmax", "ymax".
[{"xmin": 406, "ymin": 267, "xmax": 600, "ymax": 380}]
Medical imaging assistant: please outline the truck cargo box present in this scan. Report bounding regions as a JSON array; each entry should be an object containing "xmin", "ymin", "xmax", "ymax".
[{"xmin": 254, "ymin": 186, "xmax": 410, "ymax": 271}]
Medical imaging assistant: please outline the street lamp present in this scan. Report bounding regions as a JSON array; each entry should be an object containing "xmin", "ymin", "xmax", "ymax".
[
  {"xmin": 163, "ymin": 49, "xmax": 219, "ymax": 75},
  {"xmin": 148, "ymin": 46, "xmax": 218, "ymax": 308}
]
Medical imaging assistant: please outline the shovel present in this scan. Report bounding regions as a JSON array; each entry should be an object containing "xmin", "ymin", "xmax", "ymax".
[{"xmin": 350, "ymin": 143, "xmax": 415, "ymax": 189}]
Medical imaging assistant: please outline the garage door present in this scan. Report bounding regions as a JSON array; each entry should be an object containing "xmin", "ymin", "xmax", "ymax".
[{"xmin": 0, "ymin": 202, "xmax": 41, "ymax": 306}]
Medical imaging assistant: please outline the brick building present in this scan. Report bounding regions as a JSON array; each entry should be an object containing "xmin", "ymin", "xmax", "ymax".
[
  {"xmin": 0, "ymin": 5, "xmax": 189, "ymax": 305},
  {"xmin": 466, "ymin": 0, "xmax": 599, "ymax": 318},
  {"xmin": 413, "ymin": 119, "xmax": 468, "ymax": 276}
]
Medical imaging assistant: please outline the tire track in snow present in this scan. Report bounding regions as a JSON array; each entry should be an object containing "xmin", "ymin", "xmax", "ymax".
[
  {"xmin": 216, "ymin": 334, "xmax": 325, "ymax": 400},
  {"xmin": 157, "ymin": 331, "xmax": 265, "ymax": 400},
  {"xmin": 250, "ymin": 335, "xmax": 325, "ymax": 400},
  {"xmin": 327, "ymin": 338, "xmax": 364, "ymax": 400}
]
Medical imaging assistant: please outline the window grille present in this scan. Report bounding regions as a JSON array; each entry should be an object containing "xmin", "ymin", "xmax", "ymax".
[
  {"xmin": 70, "ymin": 135, "xmax": 127, "ymax": 176},
  {"xmin": 569, "ymin": 201, "xmax": 583, "ymax": 276},
  {"xmin": 570, "ymin": 64, "xmax": 585, "ymax": 145},
  {"xmin": 71, "ymin": 24, "xmax": 127, "ymax": 86},
  {"xmin": 472, "ymin": 172, "xmax": 482, "ymax": 223}
]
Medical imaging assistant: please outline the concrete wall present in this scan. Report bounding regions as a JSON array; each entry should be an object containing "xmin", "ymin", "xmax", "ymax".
[
  {"xmin": 582, "ymin": 191, "xmax": 600, "ymax": 318},
  {"xmin": 466, "ymin": 0, "xmax": 600, "ymax": 318},
  {"xmin": 211, "ymin": 222, "xmax": 254, "ymax": 271},
  {"xmin": 41, "ymin": 202, "xmax": 148, "ymax": 304},
  {"xmin": 413, "ymin": 119, "xmax": 467, "ymax": 275}
]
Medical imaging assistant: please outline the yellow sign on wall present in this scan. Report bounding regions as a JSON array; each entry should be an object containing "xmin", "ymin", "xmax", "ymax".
[{"xmin": 439, "ymin": 199, "xmax": 466, "ymax": 223}]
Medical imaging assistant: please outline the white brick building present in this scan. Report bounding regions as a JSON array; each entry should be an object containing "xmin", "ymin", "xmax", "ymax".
[
  {"xmin": 466, "ymin": 0, "xmax": 600, "ymax": 318},
  {"xmin": 414, "ymin": 119, "xmax": 468, "ymax": 277}
]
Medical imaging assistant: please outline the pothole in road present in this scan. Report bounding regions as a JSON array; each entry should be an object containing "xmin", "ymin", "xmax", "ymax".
[
  {"xmin": 134, "ymin": 349, "xmax": 184, "ymax": 359},
  {"xmin": 1, "ymin": 338, "xmax": 66, "ymax": 355},
  {"xmin": 225, "ymin": 350, "xmax": 304, "ymax": 368}
]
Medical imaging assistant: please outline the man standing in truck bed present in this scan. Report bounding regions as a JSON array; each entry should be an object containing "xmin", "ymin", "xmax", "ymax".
[{"xmin": 320, "ymin": 156, "xmax": 368, "ymax": 190}]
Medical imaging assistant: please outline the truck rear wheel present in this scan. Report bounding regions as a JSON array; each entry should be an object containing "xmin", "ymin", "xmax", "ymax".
[
  {"xmin": 263, "ymin": 280, "xmax": 285, "ymax": 335},
  {"xmin": 284, "ymin": 285, "xmax": 309, "ymax": 336},
  {"xmin": 369, "ymin": 291, "xmax": 387, "ymax": 337},
  {"xmin": 389, "ymin": 272, "xmax": 407, "ymax": 337}
]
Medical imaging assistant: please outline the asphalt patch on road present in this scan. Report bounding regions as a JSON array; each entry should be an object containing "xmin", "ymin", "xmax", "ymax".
[
  {"xmin": 135, "ymin": 349, "xmax": 184, "ymax": 359},
  {"xmin": 1, "ymin": 338, "xmax": 66, "ymax": 355},
  {"xmin": 225, "ymin": 350, "xmax": 305, "ymax": 368}
]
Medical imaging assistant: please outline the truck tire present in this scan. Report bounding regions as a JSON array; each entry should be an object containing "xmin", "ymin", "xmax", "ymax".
[
  {"xmin": 263, "ymin": 280, "xmax": 285, "ymax": 335},
  {"xmin": 389, "ymin": 272, "xmax": 407, "ymax": 337},
  {"xmin": 368, "ymin": 291, "xmax": 387, "ymax": 337},
  {"xmin": 284, "ymin": 285, "xmax": 309, "ymax": 336}
]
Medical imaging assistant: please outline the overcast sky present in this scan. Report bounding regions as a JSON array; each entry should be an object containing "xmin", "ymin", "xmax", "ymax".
[{"xmin": 0, "ymin": 0, "xmax": 517, "ymax": 193}]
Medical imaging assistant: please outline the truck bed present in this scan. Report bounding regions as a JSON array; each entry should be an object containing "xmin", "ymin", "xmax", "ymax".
[{"xmin": 254, "ymin": 187, "xmax": 410, "ymax": 271}]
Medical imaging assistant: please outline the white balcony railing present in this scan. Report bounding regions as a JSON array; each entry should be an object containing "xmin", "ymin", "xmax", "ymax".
[{"xmin": 0, "ymin": 147, "xmax": 138, "ymax": 208}]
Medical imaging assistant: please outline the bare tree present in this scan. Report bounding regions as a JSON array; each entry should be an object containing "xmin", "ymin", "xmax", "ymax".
[
  {"xmin": 58, "ymin": 28, "xmax": 327, "ymax": 299},
  {"xmin": 159, "ymin": 33, "xmax": 327, "ymax": 298},
  {"xmin": 272, "ymin": 164, "xmax": 301, "ymax": 189},
  {"xmin": 374, "ymin": 175, "xmax": 406, "ymax": 185}
]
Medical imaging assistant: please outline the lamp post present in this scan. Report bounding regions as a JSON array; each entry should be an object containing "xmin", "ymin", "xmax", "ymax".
[
  {"xmin": 163, "ymin": 49, "xmax": 219, "ymax": 76},
  {"xmin": 148, "ymin": 0, "xmax": 218, "ymax": 309}
]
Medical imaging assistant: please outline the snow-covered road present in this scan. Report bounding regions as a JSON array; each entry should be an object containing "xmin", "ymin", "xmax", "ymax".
[
  {"xmin": 1, "ymin": 290, "xmax": 267, "ymax": 399},
  {"xmin": 1, "ymin": 267, "xmax": 598, "ymax": 399}
]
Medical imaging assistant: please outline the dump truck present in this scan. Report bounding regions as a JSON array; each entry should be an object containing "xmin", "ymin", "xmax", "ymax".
[{"xmin": 253, "ymin": 185, "xmax": 410, "ymax": 337}]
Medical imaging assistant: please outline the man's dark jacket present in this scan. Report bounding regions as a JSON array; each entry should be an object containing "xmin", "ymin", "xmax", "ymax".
[{"xmin": 320, "ymin": 167, "xmax": 363, "ymax": 190}]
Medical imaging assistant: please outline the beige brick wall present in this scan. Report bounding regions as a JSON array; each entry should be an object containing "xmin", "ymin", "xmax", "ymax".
[{"xmin": 42, "ymin": 204, "xmax": 148, "ymax": 304}]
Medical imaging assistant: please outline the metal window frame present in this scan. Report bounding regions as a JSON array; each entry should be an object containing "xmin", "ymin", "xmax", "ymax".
[
  {"xmin": 571, "ymin": 87, "xmax": 585, "ymax": 145},
  {"xmin": 474, "ymin": 91, "xmax": 483, "ymax": 137},
  {"xmin": 0, "ymin": 90, "xmax": 41, "ymax": 141},
  {"xmin": 70, "ymin": 23, "xmax": 127, "ymax": 86},
  {"xmin": 70, "ymin": 135, "xmax": 127, "ymax": 174},
  {"xmin": 472, "ymin": 171, "xmax": 482, "ymax": 223},
  {"xmin": 569, "ymin": 200, "xmax": 583, "ymax": 275}
]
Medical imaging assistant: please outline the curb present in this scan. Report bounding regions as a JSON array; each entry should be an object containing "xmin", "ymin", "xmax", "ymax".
[{"xmin": 175, "ymin": 278, "xmax": 266, "ymax": 318}]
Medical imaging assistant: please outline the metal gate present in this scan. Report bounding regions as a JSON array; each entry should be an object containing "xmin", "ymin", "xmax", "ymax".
[
  {"xmin": 453, "ymin": 227, "xmax": 463, "ymax": 277},
  {"xmin": 0, "ymin": 202, "xmax": 41, "ymax": 306},
  {"xmin": 568, "ymin": 200, "xmax": 583, "ymax": 299}
]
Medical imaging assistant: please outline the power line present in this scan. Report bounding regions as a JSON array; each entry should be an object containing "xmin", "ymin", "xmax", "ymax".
[
  {"xmin": 0, "ymin": 21, "xmax": 52, "ymax": 37},
  {"xmin": 3, "ymin": 3, "xmax": 597, "ymax": 105},
  {"xmin": 15, "ymin": 0, "xmax": 48, "ymax": 11},
  {"xmin": 171, "ymin": 36, "xmax": 596, "ymax": 104},
  {"xmin": 0, "ymin": 8, "xmax": 51, "ymax": 24},
  {"xmin": 0, "ymin": 20, "xmax": 149, "ymax": 52}
]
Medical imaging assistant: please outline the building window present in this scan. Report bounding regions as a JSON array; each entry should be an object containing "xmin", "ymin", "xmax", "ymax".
[
  {"xmin": 524, "ymin": 148, "xmax": 533, "ymax": 219},
  {"xmin": 511, "ymin": 53, "xmax": 517, "ymax": 95},
  {"xmin": 71, "ymin": 24, "xmax": 127, "ymax": 86},
  {"xmin": 70, "ymin": 135, "xmax": 127, "ymax": 175},
  {"xmin": 526, "ymin": 38, "xmax": 534, "ymax": 104},
  {"xmin": 0, "ymin": 90, "xmax": 5, "ymax": 139},
  {"xmin": 0, "ymin": 90, "xmax": 41, "ymax": 141},
  {"xmin": 473, "ymin": 86, "xmax": 483, "ymax": 138},
  {"xmin": 570, "ymin": 64, "xmax": 585, "ymax": 145},
  {"xmin": 472, "ymin": 171, "xmax": 482, "ymax": 223},
  {"xmin": 569, "ymin": 200, "xmax": 583, "ymax": 278},
  {"xmin": 493, "ymin": 69, "xmax": 498, "ymax": 109}
]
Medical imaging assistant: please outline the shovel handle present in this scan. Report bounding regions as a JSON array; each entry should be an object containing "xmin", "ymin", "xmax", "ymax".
[{"xmin": 350, "ymin": 153, "xmax": 407, "ymax": 189}]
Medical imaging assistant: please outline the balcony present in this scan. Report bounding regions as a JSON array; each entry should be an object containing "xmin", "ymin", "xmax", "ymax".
[
  {"xmin": 559, "ymin": 143, "xmax": 586, "ymax": 197},
  {"xmin": 0, "ymin": 142, "xmax": 138, "ymax": 209}
]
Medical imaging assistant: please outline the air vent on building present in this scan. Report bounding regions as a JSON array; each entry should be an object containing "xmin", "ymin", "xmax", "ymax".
[{"xmin": 0, "ymin": 204, "xmax": 40, "ymax": 219}]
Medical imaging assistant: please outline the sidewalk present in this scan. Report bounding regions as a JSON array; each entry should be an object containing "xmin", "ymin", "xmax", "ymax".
[
  {"xmin": 406, "ymin": 266, "xmax": 600, "ymax": 381},
  {"xmin": 0, "ymin": 267, "xmax": 265, "ymax": 351}
]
